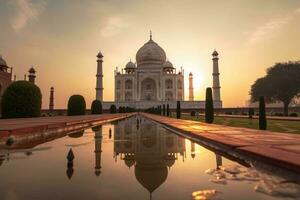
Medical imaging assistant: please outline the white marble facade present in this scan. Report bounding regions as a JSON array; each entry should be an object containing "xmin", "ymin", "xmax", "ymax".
[
  {"xmin": 99, "ymin": 34, "xmax": 222, "ymax": 110},
  {"xmin": 114, "ymin": 35, "xmax": 184, "ymax": 103}
]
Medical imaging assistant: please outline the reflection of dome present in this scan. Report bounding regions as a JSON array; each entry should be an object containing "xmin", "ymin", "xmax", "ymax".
[
  {"xmin": 135, "ymin": 163, "xmax": 168, "ymax": 193},
  {"xmin": 0, "ymin": 56, "xmax": 8, "ymax": 67},
  {"xmin": 124, "ymin": 155, "xmax": 135, "ymax": 168},
  {"xmin": 68, "ymin": 130, "xmax": 84, "ymax": 138},
  {"xmin": 136, "ymin": 37, "xmax": 166, "ymax": 65},
  {"xmin": 164, "ymin": 155, "xmax": 176, "ymax": 167},
  {"xmin": 125, "ymin": 60, "xmax": 136, "ymax": 69}
]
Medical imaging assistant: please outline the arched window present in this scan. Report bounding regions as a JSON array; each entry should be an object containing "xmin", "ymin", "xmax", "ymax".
[
  {"xmin": 165, "ymin": 79, "xmax": 173, "ymax": 89},
  {"xmin": 116, "ymin": 80, "xmax": 121, "ymax": 89},
  {"xmin": 165, "ymin": 91, "xmax": 173, "ymax": 101},
  {"xmin": 125, "ymin": 79, "xmax": 133, "ymax": 89},
  {"xmin": 177, "ymin": 80, "xmax": 182, "ymax": 89}
]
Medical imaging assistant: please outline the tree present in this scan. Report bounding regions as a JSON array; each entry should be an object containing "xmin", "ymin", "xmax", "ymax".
[
  {"xmin": 1, "ymin": 81, "xmax": 42, "ymax": 118},
  {"xmin": 205, "ymin": 87, "xmax": 214, "ymax": 123},
  {"xmin": 176, "ymin": 101, "xmax": 181, "ymax": 119},
  {"xmin": 250, "ymin": 62, "xmax": 300, "ymax": 116},
  {"xmin": 91, "ymin": 100, "xmax": 102, "ymax": 114},
  {"xmin": 163, "ymin": 104, "xmax": 166, "ymax": 116},
  {"xmin": 259, "ymin": 96, "xmax": 267, "ymax": 130},
  {"xmin": 68, "ymin": 95, "xmax": 86, "ymax": 116},
  {"xmin": 166, "ymin": 104, "xmax": 170, "ymax": 116},
  {"xmin": 110, "ymin": 104, "xmax": 117, "ymax": 113}
]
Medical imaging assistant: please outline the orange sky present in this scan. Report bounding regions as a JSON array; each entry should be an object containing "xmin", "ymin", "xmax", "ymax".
[{"xmin": 0, "ymin": 0, "xmax": 299, "ymax": 108}]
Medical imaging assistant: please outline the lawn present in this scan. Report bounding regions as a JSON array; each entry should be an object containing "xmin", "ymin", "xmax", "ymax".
[{"xmin": 170, "ymin": 113, "xmax": 300, "ymax": 134}]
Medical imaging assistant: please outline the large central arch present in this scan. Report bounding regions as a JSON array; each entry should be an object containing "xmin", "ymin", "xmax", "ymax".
[{"xmin": 141, "ymin": 78, "xmax": 157, "ymax": 101}]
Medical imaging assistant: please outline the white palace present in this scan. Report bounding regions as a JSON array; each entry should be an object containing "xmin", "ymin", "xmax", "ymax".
[{"xmin": 96, "ymin": 33, "xmax": 222, "ymax": 110}]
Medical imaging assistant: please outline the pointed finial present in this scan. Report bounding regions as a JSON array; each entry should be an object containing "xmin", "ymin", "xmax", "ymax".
[{"xmin": 150, "ymin": 30, "xmax": 152, "ymax": 40}]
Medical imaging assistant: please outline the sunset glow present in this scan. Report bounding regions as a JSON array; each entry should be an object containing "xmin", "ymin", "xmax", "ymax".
[{"xmin": 0, "ymin": 0, "xmax": 299, "ymax": 108}]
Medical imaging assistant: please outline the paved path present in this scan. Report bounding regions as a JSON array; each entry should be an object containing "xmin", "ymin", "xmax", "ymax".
[
  {"xmin": 183, "ymin": 113, "xmax": 300, "ymax": 121},
  {"xmin": 0, "ymin": 113, "xmax": 134, "ymax": 137},
  {"xmin": 141, "ymin": 113, "xmax": 300, "ymax": 173}
]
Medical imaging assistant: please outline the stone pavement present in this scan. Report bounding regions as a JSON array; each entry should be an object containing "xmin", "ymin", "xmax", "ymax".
[
  {"xmin": 141, "ymin": 113, "xmax": 300, "ymax": 173},
  {"xmin": 0, "ymin": 113, "xmax": 134, "ymax": 137}
]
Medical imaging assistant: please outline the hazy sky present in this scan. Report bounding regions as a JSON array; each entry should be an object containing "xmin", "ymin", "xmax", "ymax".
[{"xmin": 0, "ymin": 0, "xmax": 299, "ymax": 108}]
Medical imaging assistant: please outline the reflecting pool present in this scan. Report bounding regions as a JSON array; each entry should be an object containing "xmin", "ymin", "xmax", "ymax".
[{"xmin": 0, "ymin": 116, "xmax": 299, "ymax": 200}]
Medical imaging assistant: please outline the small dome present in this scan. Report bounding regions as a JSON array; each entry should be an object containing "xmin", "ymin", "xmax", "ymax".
[
  {"xmin": 136, "ymin": 37, "xmax": 166, "ymax": 65},
  {"xmin": 28, "ymin": 67, "xmax": 36, "ymax": 73},
  {"xmin": 0, "ymin": 56, "xmax": 8, "ymax": 67},
  {"xmin": 163, "ymin": 61, "xmax": 173, "ymax": 69},
  {"xmin": 97, "ymin": 51, "xmax": 103, "ymax": 58},
  {"xmin": 125, "ymin": 60, "xmax": 136, "ymax": 69},
  {"xmin": 212, "ymin": 50, "xmax": 218, "ymax": 56}
]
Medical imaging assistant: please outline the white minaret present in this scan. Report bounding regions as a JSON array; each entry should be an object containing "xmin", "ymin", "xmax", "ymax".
[
  {"xmin": 212, "ymin": 50, "xmax": 221, "ymax": 102},
  {"xmin": 96, "ymin": 52, "xmax": 103, "ymax": 101},
  {"xmin": 189, "ymin": 72, "xmax": 194, "ymax": 101}
]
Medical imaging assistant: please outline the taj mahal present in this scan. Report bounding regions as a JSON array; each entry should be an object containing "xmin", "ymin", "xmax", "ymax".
[{"xmin": 98, "ymin": 33, "xmax": 222, "ymax": 110}]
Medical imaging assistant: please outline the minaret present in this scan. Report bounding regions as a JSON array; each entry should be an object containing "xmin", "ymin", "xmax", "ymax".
[
  {"xmin": 28, "ymin": 67, "xmax": 36, "ymax": 84},
  {"xmin": 49, "ymin": 87, "xmax": 54, "ymax": 111},
  {"xmin": 189, "ymin": 72, "xmax": 194, "ymax": 101},
  {"xmin": 212, "ymin": 50, "xmax": 221, "ymax": 102},
  {"xmin": 96, "ymin": 52, "xmax": 104, "ymax": 101}
]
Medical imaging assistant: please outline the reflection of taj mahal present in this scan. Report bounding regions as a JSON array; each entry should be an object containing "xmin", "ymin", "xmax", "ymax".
[
  {"xmin": 113, "ymin": 117, "xmax": 186, "ymax": 196},
  {"xmin": 97, "ymin": 33, "xmax": 222, "ymax": 109}
]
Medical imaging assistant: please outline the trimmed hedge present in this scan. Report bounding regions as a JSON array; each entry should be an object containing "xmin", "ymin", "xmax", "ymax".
[
  {"xmin": 1, "ymin": 81, "xmax": 42, "ymax": 118},
  {"xmin": 176, "ymin": 101, "xmax": 181, "ymax": 119},
  {"xmin": 67, "ymin": 95, "xmax": 86, "ymax": 116},
  {"xmin": 91, "ymin": 100, "xmax": 102, "ymax": 114},
  {"xmin": 259, "ymin": 96, "xmax": 267, "ymax": 130},
  {"xmin": 205, "ymin": 87, "xmax": 214, "ymax": 123},
  {"xmin": 110, "ymin": 104, "xmax": 117, "ymax": 113}
]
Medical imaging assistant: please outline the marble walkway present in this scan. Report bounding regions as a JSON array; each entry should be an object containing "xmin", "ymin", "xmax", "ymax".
[
  {"xmin": 0, "ymin": 113, "xmax": 133, "ymax": 137},
  {"xmin": 141, "ymin": 113, "xmax": 300, "ymax": 173}
]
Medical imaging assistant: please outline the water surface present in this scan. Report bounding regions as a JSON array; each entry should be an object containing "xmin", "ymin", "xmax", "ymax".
[{"xmin": 0, "ymin": 116, "xmax": 299, "ymax": 200}]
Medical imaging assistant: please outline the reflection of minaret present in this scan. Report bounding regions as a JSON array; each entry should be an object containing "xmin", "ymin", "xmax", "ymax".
[
  {"xmin": 215, "ymin": 154, "xmax": 222, "ymax": 169},
  {"xmin": 189, "ymin": 72, "xmax": 194, "ymax": 101},
  {"xmin": 66, "ymin": 148, "xmax": 74, "ymax": 179},
  {"xmin": 94, "ymin": 126, "xmax": 102, "ymax": 176},
  {"xmin": 212, "ymin": 50, "xmax": 221, "ymax": 102},
  {"xmin": 190, "ymin": 141, "xmax": 195, "ymax": 159},
  {"xmin": 49, "ymin": 87, "xmax": 54, "ymax": 111}
]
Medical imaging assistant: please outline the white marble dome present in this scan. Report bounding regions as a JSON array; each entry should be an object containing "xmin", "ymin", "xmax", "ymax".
[
  {"xmin": 136, "ymin": 38, "xmax": 166, "ymax": 65},
  {"xmin": 163, "ymin": 61, "xmax": 173, "ymax": 69},
  {"xmin": 125, "ymin": 60, "xmax": 136, "ymax": 68}
]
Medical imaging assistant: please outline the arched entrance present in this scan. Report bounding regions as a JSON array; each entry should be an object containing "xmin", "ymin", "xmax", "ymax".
[{"xmin": 141, "ymin": 78, "xmax": 157, "ymax": 101}]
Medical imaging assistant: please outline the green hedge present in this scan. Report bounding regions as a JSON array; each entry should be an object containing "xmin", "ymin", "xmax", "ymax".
[
  {"xmin": 67, "ymin": 95, "xmax": 86, "ymax": 116},
  {"xmin": 91, "ymin": 100, "xmax": 102, "ymax": 114},
  {"xmin": 205, "ymin": 87, "xmax": 214, "ymax": 123},
  {"xmin": 1, "ymin": 81, "xmax": 42, "ymax": 118},
  {"xmin": 259, "ymin": 96, "xmax": 267, "ymax": 130},
  {"xmin": 110, "ymin": 104, "xmax": 117, "ymax": 113}
]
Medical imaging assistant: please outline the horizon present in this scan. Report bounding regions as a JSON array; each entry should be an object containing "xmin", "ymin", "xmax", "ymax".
[{"xmin": 1, "ymin": 0, "xmax": 300, "ymax": 109}]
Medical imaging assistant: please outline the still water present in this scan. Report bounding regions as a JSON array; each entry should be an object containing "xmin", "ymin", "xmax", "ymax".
[{"xmin": 0, "ymin": 116, "xmax": 299, "ymax": 200}]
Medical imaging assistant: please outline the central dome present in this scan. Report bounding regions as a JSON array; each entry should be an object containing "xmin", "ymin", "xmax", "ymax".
[{"xmin": 136, "ymin": 37, "xmax": 166, "ymax": 66}]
